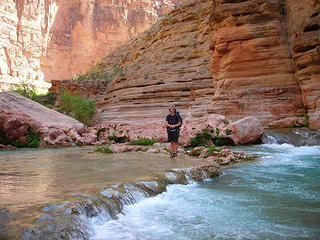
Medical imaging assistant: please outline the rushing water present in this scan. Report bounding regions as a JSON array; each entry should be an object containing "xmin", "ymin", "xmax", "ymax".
[
  {"xmin": 1, "ymin": 143, "xmax": 320, "ymax": 239},
  {"xmin": 91, "ymin": 144, "xmax": 320, "ymax": 240},
  {"xmin": 0, "ymin": 146, "xmax": 206, "ymax": 238}
]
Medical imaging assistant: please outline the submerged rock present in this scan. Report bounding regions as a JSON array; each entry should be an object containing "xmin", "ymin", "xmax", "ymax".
[{"xmin": 183, "ymin": 163, "xmax": 222, "ymax": 182}]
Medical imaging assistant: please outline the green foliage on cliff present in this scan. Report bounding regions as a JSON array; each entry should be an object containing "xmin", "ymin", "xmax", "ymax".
[{"xmin": 57, "ymin": 91, "xmax": 96, "ymax": 126}]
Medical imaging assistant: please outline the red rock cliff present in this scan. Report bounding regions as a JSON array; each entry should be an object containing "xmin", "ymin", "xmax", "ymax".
[
  {"xmin": 0, "ymin": 0, "xmax": 180, "ymax": 91},
  {"xmin": 74, "ymin": 0, "xmax": 319, "ymax": 129}
]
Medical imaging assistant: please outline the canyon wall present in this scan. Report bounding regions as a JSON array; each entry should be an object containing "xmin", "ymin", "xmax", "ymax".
[
  {"xmin": 0, "ymin": 0, "xmax": 180, "ymax": 91},
  {"xmin": 285, "ymin": 0, "xmax": 320, "ymax": 129},
  {"xmin": 41, "ymin": 0, "xmax": 181, "ymax": 81},
  {"xmin": 82, "ymin": 0, "xmax": 318, "ymax": 128},
  {"xmin": 0, "ymin": 0, "xmax": 57, "ymax": 91},
  {"xmin": 95, "ymin": 0, "xmax": 214, "ymax": 123}
]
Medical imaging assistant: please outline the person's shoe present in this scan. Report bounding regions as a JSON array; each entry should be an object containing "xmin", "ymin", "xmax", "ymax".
[
  {"xmin": 173, "ymin": 153, "xmax": 178, "ymax": 157},
  {"xmin": 170, "ymin": 153, "xmax": 174, "ymax": 158}
]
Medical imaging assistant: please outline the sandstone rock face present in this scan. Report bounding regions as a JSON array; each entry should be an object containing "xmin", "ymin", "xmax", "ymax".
[
  {"xmin": 0, "ymin": 0, "xmax": 180, "ymax": 91},
  {"xmin": 209, "ymin": 0, "xmax": 307, "ymax": 125},
  {"xmin": 97, "ymin": 0, "xmax": 214, "ymax": 122},
  {"xmin": 285, "ymin": 0, "xmax": 320, "ymax": 130},
  {"xmin": 0, "ymin": 0, "xmax": 56, "ymax": 91},
  {"xmin": 41, "ymin": 0, "xmax": 181, "ymax": 82},
  {"xmin": 66, "ymin": 0, "xmax": 318, "ymax": 129}
]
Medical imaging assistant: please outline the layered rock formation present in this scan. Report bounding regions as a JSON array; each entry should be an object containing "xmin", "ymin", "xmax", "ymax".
[
  {"xmin": 0, "ymin": 0, "xmax": 180, "ymax": 91},
  {"xmin": 41, "ymin": 0, "xmax": 181, "ymax": 81},
  {"xmin": 285, "ymin": 0, "xmax": 320, "ymax": 129},
  {"xmin": 209, "ymin": 0, "xmax": 307, "ymax": 124},
  {"xmin": 70, "ymin": 0, "xmax": 318, "ymax": 128},
  {"xmin": 95, "ymin": 0, "xmax": 214, "ymax": 123},
  {"xmin": 0, "ymin": 0, "xmax": 56, "ymax": 91}
]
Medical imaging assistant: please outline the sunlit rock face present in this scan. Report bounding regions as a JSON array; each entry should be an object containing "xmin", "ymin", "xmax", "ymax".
[
  {"xmin": 0, "ymin": 0, "xmax": 180, "ymax": 91},
  {"xmin": 0, "ymin": 0, "xmax": 58, "ymax": 91},
  {"xmin": 41, "ymin": 0, "xmax": 181, "ymax": 81}
]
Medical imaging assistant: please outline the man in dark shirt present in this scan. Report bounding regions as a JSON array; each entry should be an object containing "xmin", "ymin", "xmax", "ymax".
[{"xmin": 165, "ymin": 105, "xmax": 182, "ymax": 158}]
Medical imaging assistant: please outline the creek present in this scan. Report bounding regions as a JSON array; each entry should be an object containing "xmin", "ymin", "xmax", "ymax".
[{"xmin": 0, "ymin": 132, "xmax": 319, "ymax": 239}]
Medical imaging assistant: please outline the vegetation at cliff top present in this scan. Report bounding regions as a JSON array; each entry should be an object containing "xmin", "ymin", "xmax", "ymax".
[{"xmin": 11, "ymin": 82, "xmax": 57, "ymax": 108}]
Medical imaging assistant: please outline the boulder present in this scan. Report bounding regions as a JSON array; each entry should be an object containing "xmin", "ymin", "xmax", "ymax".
[
  {"xmin": 226, "ymin": 116, "xmax": 264, "ymax": 145},
  {"xmin": 183, "ymin": 163, "xmax": 222, "ymax": 182}
]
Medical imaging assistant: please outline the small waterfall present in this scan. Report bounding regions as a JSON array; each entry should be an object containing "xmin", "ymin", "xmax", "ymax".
[
  {"xmin": 261, "ymin": 134, "xmax": 278, "ymax": 144},
  {"xmin": 19, "ymin": 165, "xmax": 221, "ymax": 240},
  {"xmin": 262, "ymin": 129, "xmax": 320, "ymax": 146}
]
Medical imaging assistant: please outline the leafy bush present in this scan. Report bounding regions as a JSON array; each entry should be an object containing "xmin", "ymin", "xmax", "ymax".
[
  {"xmin": 95, "ymin": 145, "xmax": 113, "ymax": 154},
  {"xmin": 11, "ymin": 84, "xmax": 57, "ymax": 108},
  {"xmin": 203, "ymin": 145, "xmax": 223, "ymax": 158},
  {"xmin": 0, "ymin": 129, "xmax": 41, "ymax": 148},
  {"xmin": 190, "ymin": 129, "xmax": 213, "ymax": 147},
  {"xmin": 189, "ymin": 148, "xmax": 202, "ymax": 156},
  {"xmin": 129, "ymin": 138, "xmax": 158, "ymax": 146},
  {"xmin": 57, "ymin": 91, "xmax": 96, "ymax": 126},
  {"xmin": 26, "ymin": 131, "xmax": 41, "ymax": 148},
  {"xmin": 225, "ymin": 129, "xmax": 232, "ymax": 136},
  {"xmin": 107, "ymin": 135, "xmax": 127, "ymax": 143}
]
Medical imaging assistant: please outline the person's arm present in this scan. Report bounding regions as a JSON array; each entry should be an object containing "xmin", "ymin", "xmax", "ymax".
[{"xmin": 172, "ymin": 122, "xmax": 181, "ymax": 128}]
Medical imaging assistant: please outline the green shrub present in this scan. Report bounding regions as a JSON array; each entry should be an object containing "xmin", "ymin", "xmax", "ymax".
[
  {"xmin": 203, "ymin": 146, "xmax": 223, "ymax": 158},
  {"xmin": 26, "ymin": 131, "xmax": 41, "ymax": 148},
  {"xmin": 225, "ymin": 129, "xmax": 232, "ymax": 136},
  {"xmin": 95, "ymin": 145, "xmax": 113, "ymax": 153},
  {"xmin": 189, "ymin": 148, "xmax": 202, "ymax": 156},
  {"xmin": 190, "ymin": 129, "xmax": 213, "ymax": 147},
  {"xmin": 11, "ymin": 84, "xmax": 57, "ymax": 108},
  {"xmin": 0, "ymin": 129, "xmax": 40, "ymax": 148},
  {"xmin": 129, "ymin": 138, "xmax": 158, "ymax": 146},
  {"xmin": 107, "ymin": 135, "xmax": 127, "ymax": 143},
  {"xmin": 57, "ymin": 91, "xmax": 96, "ymax": 126}
]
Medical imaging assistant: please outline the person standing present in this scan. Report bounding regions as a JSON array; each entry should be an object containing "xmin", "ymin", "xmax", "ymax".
[{"xmin": 165, "ymin": 105, "xmax": 182, "ymax": 158}]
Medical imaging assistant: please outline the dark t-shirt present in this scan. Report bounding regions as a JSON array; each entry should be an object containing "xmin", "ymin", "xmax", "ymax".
[{"xmin": 166, "ymin": 113, "xmax": 182, "ymax": 130}]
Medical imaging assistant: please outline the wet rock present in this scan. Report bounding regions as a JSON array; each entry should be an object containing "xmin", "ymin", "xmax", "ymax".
[{"xmin": 183, "ymin": 163, "xmax": 222, "ymax": 182}]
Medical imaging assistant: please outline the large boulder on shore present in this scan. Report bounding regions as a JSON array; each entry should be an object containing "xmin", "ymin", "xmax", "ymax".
[
  {"xmin": 0, "ymin": 91, "xmax": 85, "ymax": 146},
  {"xmin": 227, "ymin": 116, "xmax": 264, "ymax": 145}
]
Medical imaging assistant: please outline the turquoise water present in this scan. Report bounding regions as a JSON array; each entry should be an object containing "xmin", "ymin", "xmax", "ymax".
[{"xmin": 91, "ymin": 144, "xmax": 320, "ymax": 240}]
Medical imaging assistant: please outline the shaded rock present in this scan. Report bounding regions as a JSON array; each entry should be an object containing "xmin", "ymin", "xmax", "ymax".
[
  {"xmin": 183, "ymin": 163, "xmax": 222, "ymax": 182},
  {"xmin": 227, "ymin": 116, "xmax": 264, "ymax": 145},
  {"xmin": 82, "ymin": 132, "xmax": 97, "ymax": 145}
]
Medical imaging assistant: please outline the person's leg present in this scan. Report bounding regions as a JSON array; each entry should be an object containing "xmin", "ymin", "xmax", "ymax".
[
  {"xmin": 170, "ymin": 141, "xmax": 174, "ymax": 157},
  {"xmin": 174, "ymin": 142, "xmax": 178, "ymax": 156}
]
